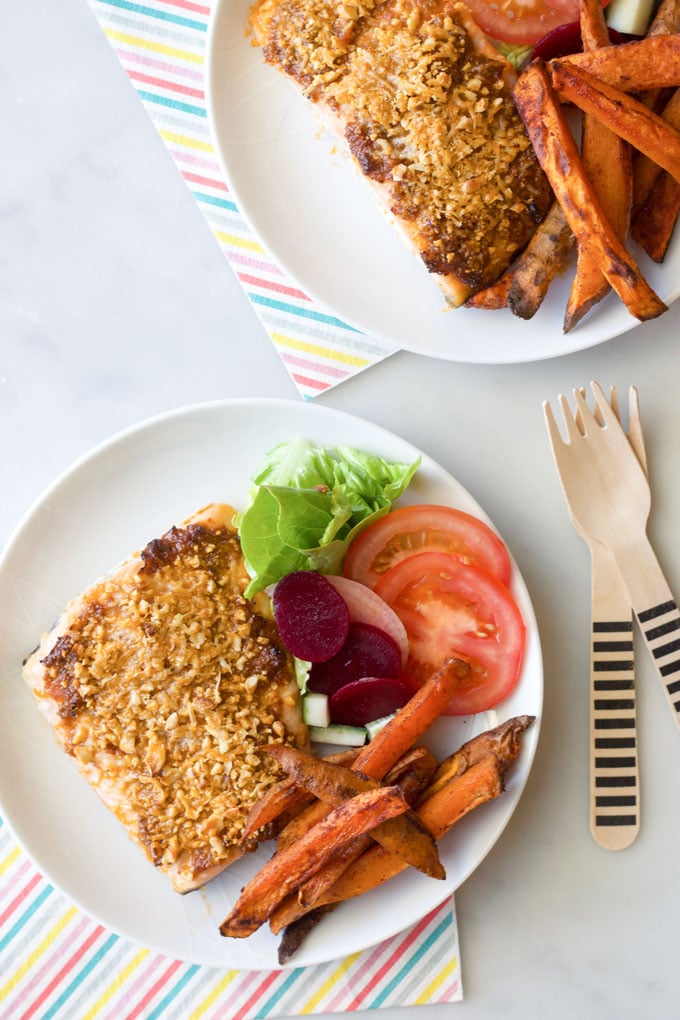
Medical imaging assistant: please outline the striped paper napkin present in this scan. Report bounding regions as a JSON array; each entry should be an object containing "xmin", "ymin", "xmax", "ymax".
[
  {"xmin": 85, "ymin": 0, "xmax": 399, "ymax": 399},
  {"xmin": 0, "ymin": 818, "xmax": 462, "ymax": 1018}
]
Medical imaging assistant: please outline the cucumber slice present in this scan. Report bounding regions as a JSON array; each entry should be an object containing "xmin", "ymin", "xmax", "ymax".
[
  {"xmin": 309, "ymin": 723, "xmax": 367, "ymax": 747},
  {"xmin": 302, "ymin": 692, "xmax": 330, "ymax": 728},
  {"xmin": 365, "ymin": 713, "xmax": 395, "ymax": 741},
  {"xmin": 605, "ymin": 0, "xmax": 655, "ymax": 36}
]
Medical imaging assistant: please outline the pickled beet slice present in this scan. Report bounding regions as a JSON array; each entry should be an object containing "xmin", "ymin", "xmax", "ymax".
[
  {"xmin": 308, "ymin": 622, "xmax": 402, "ymax": 696},
  {"xmin": 273, "ymin": 570, "xmax": 350, "ymax": 662},
  {"xmin": 330, "ymin": 677, "xmax": 413, "ymax": 727}
]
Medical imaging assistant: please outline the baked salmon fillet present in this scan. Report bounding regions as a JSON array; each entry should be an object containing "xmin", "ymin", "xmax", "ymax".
[
  {"xmin": 248, "ymin": 0, "xmax": 553, "ymax": 305},
  {"xmin": 22, "ymin": 504, "xmax": 308, "ymax": 893}
]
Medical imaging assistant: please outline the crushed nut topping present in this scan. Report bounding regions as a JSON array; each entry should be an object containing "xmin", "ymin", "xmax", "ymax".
[
  {"xmin": 35, "ymin": 508, "xmax": 307, "ymax": 889},
  {"xmin": 249, "ymin": 0, "xmax": 552, "ymax": 295}
]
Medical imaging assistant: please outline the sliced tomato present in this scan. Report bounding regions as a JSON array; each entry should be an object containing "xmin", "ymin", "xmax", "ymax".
[
  {"xmin": 343, "ymin": 505, "xmax": 512, "ymax": 590},
  {"xmin": 459, "ymin": 0, "xmax": 582, "ymax": 44},
  {"xmin": 375, "ymin": 552, "xmax": 525, "ymax": 715}
]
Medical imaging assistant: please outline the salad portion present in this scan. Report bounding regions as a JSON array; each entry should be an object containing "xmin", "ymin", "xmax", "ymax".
[
  {"xmin": 479, "ymin": 0, "xmax": 654, "ymax": 63},
  {"xmin": 237, "ymin": 441, "xmax": 527, "ymax": 746}
]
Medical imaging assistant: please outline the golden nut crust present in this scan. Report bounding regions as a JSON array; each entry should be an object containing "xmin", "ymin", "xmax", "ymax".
[
  {"xmin": 23, "ymin": 503, "xmax": 308, "ymax": 893},
  {"xmin": 248, "ymin": 0, "xmax": 552, "ymax": 303}
]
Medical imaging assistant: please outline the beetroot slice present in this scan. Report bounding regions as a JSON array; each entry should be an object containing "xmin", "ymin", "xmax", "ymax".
[
  {"xmin": 308, "ymin": 622, "xmax": 402, "ymax": 696},
  {"xmin": 326, "ymin": 575, "xmax": 409, "ymax": 667},
  {"xmin": 330, "ymin": 677, "xmax": 413, "ymax": 727},
  {"xmin": 273, "ymin": 570, "xmax": 350, "ymax": 662}
]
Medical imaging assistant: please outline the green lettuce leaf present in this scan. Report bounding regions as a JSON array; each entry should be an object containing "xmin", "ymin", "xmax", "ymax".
[{"xmin": 238, "ymin": 440, "xmax": 419, "ymax": 596}]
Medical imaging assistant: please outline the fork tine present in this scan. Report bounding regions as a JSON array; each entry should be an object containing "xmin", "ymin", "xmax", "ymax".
[
  {"xmin": 608, "ymin": 385, "xmax": 620, "ymax": 422},
  {"xmin": 572, "ymin": 388, "xmax": 600, "ymax": 434},
  {"xmin": 543, "ymin": 399, "xmax": 566, "ymax": 454},
  {"xmin": 590, "ymin": 381, "xmax": 623, "ymax": 432},
  {"xmin": 559, "ymin": 394, "xmax": 583, "ymax": 442},
  {"xmin": 627, "ymin": 385, "xmax": 648, "ymax": 475}
]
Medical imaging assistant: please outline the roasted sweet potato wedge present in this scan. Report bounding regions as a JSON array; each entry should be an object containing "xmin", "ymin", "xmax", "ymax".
[
  {"xmin": 563, "ymin": 0, "xmax": 633, "ymax": 332},
  {"xmin": 513, "ymin": 62, "xmax": 666, "ymax": 323},
  {"xmin": 549, "ymin": 61, "xmax": 680, "ymax": 183},
  {"xmin": 551, "ymin": 34, "xmax": 680, "ymax": 92},
  {"xmin": 261, "ymin": 744, "xmax": 444, "ymax": 879},
  {"xmin": 219, "ymin": 785, "xmax": 409, "ymax": 938},
  {"xmin": 270, "ymin": 755, "xmax": 504, "ymax": 933}
]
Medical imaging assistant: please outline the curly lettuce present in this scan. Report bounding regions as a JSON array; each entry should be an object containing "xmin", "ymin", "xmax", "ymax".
[{"xmin": 237, "ymin": 439, "xmax": 420, "ymax": 597}]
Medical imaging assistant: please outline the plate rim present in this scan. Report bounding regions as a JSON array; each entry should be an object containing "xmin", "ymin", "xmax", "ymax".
[{"xmin": 0, "ymin": 397, "xmax": 543, "ymax": 968}]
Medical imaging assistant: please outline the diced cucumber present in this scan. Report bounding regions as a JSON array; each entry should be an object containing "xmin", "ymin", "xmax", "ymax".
[
  {"xmin": 365, "ymin": 713, "xmax": 396, "ymax": 741},
  {"xmin": 605, "ymin": 0, "xmax": 655, "ymax": 36},
  {"xmin": 302, "ymin": 692, "xmax": 330, "ymax": 728},
  {"xmin": 309, "ymin": 723, "xmax": 367, "ymax": 747}
]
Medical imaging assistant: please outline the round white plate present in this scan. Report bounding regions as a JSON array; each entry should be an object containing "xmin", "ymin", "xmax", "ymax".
[
  {"xmin": 205, "ymin": 0, "xmax": 679, "ymax": 363},
  {"xmin": 0, "ymin": 399, "xmax": 542, "ymax": 968}
]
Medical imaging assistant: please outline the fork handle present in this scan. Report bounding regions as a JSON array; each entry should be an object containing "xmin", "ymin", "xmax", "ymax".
[
  {"xmin": 610, "ymin": 534, "xmax": 680, "ymax": 731},
  {"xmin": 589, "ymin": 542, "xmax": 640, "ymax": 850}
]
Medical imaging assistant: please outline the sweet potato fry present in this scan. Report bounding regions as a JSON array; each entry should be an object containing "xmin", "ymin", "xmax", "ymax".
[
  {"xmin": 466, "ymin": 203, "xmax": 573, "ymax": 317},
  {"xmin": 352, "ymin": 658, "xmax": 471, "ymax": 780},
  {"xmin": 465, "ymin": 272, "xmax": 513, "ymax": 310},
  {"xmin": 288, "ymin": 748, "xmax": 438, "ymax": 916},
  {"xmin": 647, "ymin": 0, "xmax": 680, "ymax": 37},
  {"xmin": 507, "ymin": 202, "xmax": 574, "ymax": 320},
  {"xmin": 551, "ymin": 35, "xmax": 680, "ymax": 92},
  {"xmin": 633, "ymin": 89, "xmax": 680, "ymax": 211},
  {"xmin": 632, "ymin": 1, "xmax": 680, "ymax": 200},
  {"xmin": 269, "ymin": 716, "xmax": 534, "ymax": 937},
  {"xmin": 269, "ymin": 755, "xmax": 504, "ymax": 933},
  {"xmin": 513, "ymin": 62, "xmax": 666, "ymax": 322},
  {"xmin": 549, "ymin": 61, "xmax": 680, "ymax": 182},
  {"xmin": 219, "ymin": 785, "xmax": 409, "ymax": 938},
  {"xmin": 278, "ymin": 906, "xmax": 336, "ymax": 965},
  {"xmin": 241, "ymin": 748, "xmax": 359, "ymax": 840},
  {"xmin": 383, "ymin": 746, "xmax": 438, "ymax": 789},
  {"xmin": 563, "ymin": 0, "xmax": 633, "ymax": 332},
  {"xmin": 632, "ymin": 169, "xmax": 680, "ymax": 260},
  {"xmin": 275, "ymin": 658, "xmax": 471, "ymax": 852},
  {"xmin": 418, "ymin": 715, "xmax": 536, "ymax": 803},
  {"xmin": 261, "ymin": 744, "xmax": 445, "ymax": 878}
]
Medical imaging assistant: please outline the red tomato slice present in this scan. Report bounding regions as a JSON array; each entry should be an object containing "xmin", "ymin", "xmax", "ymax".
[
  {"xmin": 459, "ymin": 0, "xmax": 581, "ymax": 44},
  {"xmin": 343, "ymin": 505, "xmax": 511, "ymax": 590},
  {"xmin": 375, "ymin": 552, "xmax": 526, "ymax": 715}
]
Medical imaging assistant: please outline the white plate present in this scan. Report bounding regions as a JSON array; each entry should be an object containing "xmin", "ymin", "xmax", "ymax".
[
  {"xmin": 205, "ymin": 0, "xmax": 680, "ymax": 363},
  {"xmin": 0, "ymin": 399, "xmax": 542, "ymax": 968}
]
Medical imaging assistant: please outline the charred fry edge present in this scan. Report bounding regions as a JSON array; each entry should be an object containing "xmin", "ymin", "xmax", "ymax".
[
  {"xmin": 507, "ymin": 202, "xmax": 574, "ymax": 320},
  {"xmin": 513, "ymin": 62, "xmax": 666, "ymax": 323}
]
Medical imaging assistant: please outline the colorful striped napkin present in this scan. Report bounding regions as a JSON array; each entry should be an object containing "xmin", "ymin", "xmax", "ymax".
[
  {"xmin": 0, "ymin": 817, "xmax": 462, "ymax": 1017},
  {"xmin": 86, "ymin": 0, "xmax": 398, "ymax": 399}
]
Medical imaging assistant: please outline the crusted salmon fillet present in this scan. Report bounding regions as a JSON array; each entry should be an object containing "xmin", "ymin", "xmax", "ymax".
[
  {"xmin": 22, "ymin": 504, "xmax": 308, "ymax": 894},
  {"xmin": 248, "ymin": 0, "xmax": 553, "ymax": 305}
]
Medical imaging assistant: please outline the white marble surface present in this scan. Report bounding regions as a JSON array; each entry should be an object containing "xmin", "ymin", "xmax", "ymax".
[{"xmin": 3, "ymin": 2, "xmax": 680, "ymax": 1018}]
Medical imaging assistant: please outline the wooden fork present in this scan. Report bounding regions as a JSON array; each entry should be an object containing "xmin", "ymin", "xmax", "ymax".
[
  {"xmin": 572, "ymin": 387, "xmax": 645, "ymax": 850},
  {"xmin": 544, "ymin": 383, "xmax": 680, "ymax": 756}
]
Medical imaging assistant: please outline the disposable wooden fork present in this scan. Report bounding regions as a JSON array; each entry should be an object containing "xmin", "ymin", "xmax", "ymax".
[
  {"xmin": 545, "ymin": 383, "xmax": 680, "ymax": 839},
  {"xmin": 573, "ymin": 388, "xmax": 644, "ymax": 850}
]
